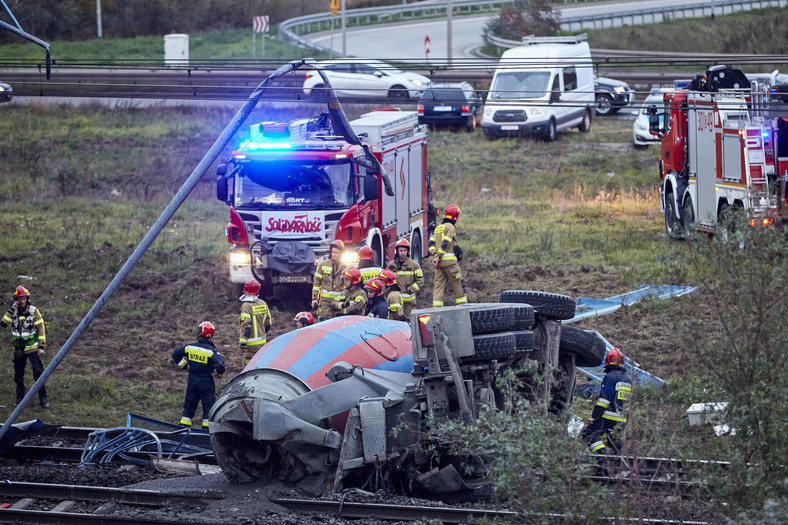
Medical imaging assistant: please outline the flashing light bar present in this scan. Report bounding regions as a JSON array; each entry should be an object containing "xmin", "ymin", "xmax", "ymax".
[
  {"xmin": 762, "ymin": 130, "xmax": 769, "ymax": 137},
  {"xmin": 240, "ymin": 141, "xmax": 293, "ymax": 151}
]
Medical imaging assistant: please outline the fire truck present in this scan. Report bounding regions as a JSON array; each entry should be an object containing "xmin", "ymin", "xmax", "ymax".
[
  {"xmin": 650, "ymin": 65, "xmax": 788, "ymax": 237},
  {"xmin": 216, "ymin": 108, "xmax": 433, "ymax": 293}
]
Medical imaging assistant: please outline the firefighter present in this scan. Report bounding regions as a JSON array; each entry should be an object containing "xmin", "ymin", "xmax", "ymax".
[
  {"xmin": 293, "ymin": 311, "xmax": 315, "ymax": 330},
  {"xmin": 378, "ymin": 269, "xmax": 406, "ymax": 322},
  {"xmin": 364, "ymin": 278, "xmax": 389, "ymax": 319},
  {"xmin": 582, "ymin": 348, "xmax": 631, "ymax": 455},
  {"xmin": 239, "ymin": 279, "xmax": 272, "ymax": 367},
  {"xmin": 1, "ymin": 286, "xmax": 49, "ymax": 408},
  {"xmin": 332, "ymin": 267, "xmax": 367, "ymax": 316},
  {"xmin": 311, "ymin": 239, "xmax": 348, "ymax": 321},
  {"xmin": 357, "ymin": 245, "xmax": 383, "ymax": 283},
  {"xmin": 172, "ymin": 321, "xmax": 226, "ymax": 428},
  {"xmin": 429, "ymin": 204, "xmax": 467, "ymax": 307},
  {"xmin": 386, "ymin": 238, "xmax": 424, "ymax": 318}
]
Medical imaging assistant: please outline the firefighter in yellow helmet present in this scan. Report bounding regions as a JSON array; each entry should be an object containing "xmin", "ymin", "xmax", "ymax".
[
  {"xmin": 1, "ymin": 286, "xmax": 49, "ymax": 408},
  {"xmin": 311, "ymin": 239, "xmax": 348, "ymax": 321},
  {"xmin": 429, "ymin": 204, "xmax": 467, "ymax": 307},
  {"xmin": 387, "ymin": 238, "xmax": 424, "ymax": 318},
  {"xmin": 239, "ymin": 279, "xmax": 272, "ymax": 367}
]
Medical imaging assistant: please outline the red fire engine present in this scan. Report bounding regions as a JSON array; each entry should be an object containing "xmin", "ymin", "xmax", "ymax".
[
  {"xmin": 216, "ymin": 109, "xmax": 433, "ymax": 293},
  {"xmin": 650, "ymin": 65, "xmax": 788, "ymax": 237}
]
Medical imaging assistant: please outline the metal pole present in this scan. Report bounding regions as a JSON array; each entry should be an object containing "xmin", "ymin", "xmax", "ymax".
[
  {"xmin": 341, "ymin": 0, "xmax": 347, "ymax": 56},
  {"xmin": 96, "ymin": 0, "xmax": 102, "ymax": 38},
  {"xmin": 0, "ymin": 59, "xmax": 311, "ymax": 443},
  {"xmin": 446, "ymin": 0, "xmax": 452, "ymax": 68},
  {"xmin": 253, "ymin": 31, "xmax": 256, "ymax": 58}
]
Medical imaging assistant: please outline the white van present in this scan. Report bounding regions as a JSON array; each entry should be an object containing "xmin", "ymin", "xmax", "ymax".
[{"xmin": 482, "ymin": 34, "xmax": 595, "ymax": 141}]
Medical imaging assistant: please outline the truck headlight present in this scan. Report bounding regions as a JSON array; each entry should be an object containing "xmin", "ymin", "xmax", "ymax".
[
  {"xmin": 614, "ymin": 86, "xmax": 626, "ymax": 94},
  {"xmin": 341, "ymin": 251, "xmax": 359, "ymax": 265},
  {"xmin": 228, "ymin": 251, "xmax": 251, "ymax": 265}
]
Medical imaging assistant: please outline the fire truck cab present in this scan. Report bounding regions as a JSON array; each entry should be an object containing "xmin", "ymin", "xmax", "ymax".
[{"xmin": 216, "ymin": 109, "xmax": 432, "ymax": 293}]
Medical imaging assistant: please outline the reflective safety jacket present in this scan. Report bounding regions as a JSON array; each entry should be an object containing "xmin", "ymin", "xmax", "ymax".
[
  {"xmin": 333, "ymin": 284, "xmax": 368, "ymax": 316},
  {"xmin": 172, "ymin": 336, "xmax": 226, "ymax": 377},
  {"xmin": 239, "ymin": 295, "xmax": 272, "ymax": 351},
  {"xmin": 1, "ymin": 304, "xmax": 46, "ymax": 354},
  {"xmin": 429, "ymin": 222, "xmax": 459, "ymax": 265},
  {"xmin": 591, "ymin": 364, "xmax": 631, "ymax": 423},
  {"xmin": 384, "ymin": 288, "xmax": 405, "ymax": 321},
  {"xmin": 312, "ymin": 257, "xmax": 347, "ymax": 315},
  {"xmin": 387, "ymin": 257, "xmax": 423, "ymax": 304},
  {"xmin": 358, "ymin": 261, "xmax": 383, "ymax": 283}
]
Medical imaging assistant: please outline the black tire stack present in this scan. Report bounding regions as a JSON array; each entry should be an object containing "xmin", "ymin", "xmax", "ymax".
[{"xmin": 456, "ymin": 303, "xmax": 536, "ymax": 363}]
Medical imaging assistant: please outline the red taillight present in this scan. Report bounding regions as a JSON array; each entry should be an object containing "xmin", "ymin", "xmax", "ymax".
[
  {"xmin": 227, "ymin": 206, "xmax": 249, "ymax": 245},
  {"xmin": 305, "ymin": 72, "xmax": 312, "ymax": 79},
  {"xmin": 748, "ymin": 217, "xmax": 775, "ymax": 227},
  {"xmin": 461, "ymin": 104, "xmax": 471, "ymax": 114},
  {"xmin": 417, "ymin": 103, "xmax": 424, "ymax": 114},
  {"xmin": 418, "ymin": 314, "xmax": 434, "ymax": 346}
]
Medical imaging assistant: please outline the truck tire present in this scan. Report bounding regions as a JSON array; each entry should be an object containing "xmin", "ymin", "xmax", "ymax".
[
  {"xmin": 664, "ymin": 191, "xmax": 681, "ymax": 239},
  {"xmin": 681, "ymin": 196, "xmax": 695, "ymax": 234},
  {"xmin": 578, "ymin": 109, "xmax": 592, "ymax": 133},
  {"xmin": 498, "ymin": 302, "xmax": 535, "ymax": 329},
  {"xmin": 464, "ymin": 304, "xmax": 515, "ymax": 333},
  {"xmin": 465, "ymin": 332, "xmax": 518, "ymax": 362},
  {"xmin": 595, "ymin": 93, "xmax": 615, "ymax": 116},
  {"xmin": 410, "ymin": 231, "xmax": 423, "ymax": 265},
  {"xmin": 498, "ymin": 290, "xmax": 576, "ymax": 321},
  {"xmin": 559, "ymin": 325, "xmax": 606, "ymax": 368},
  {"xmin": 543, "ymin": 119, "xmax": 557, "ymax": 142},
  {"xmin": 512, "ymin": 330, "xmax": 535, "ymax": 353}
]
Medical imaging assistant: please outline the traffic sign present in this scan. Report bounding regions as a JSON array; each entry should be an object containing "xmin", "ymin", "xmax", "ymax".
[
  {"xmin": 253, "ymin": 15, "xmax": 269, "ymax": 33},
  {"xmin": 424, "ymin": 34, "xmax": 431, "ymax": 55},
  {"xmin": 331, "ymin": 0, "xmax": 340, "ymax": 16}
]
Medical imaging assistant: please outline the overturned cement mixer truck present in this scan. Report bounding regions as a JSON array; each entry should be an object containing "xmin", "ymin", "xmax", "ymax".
[{"xmin": 208, "ymin": 290, "xmax": 606, "ymax": 500}]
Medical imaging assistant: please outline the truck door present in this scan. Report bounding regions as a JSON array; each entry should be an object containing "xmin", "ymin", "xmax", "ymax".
[
  {"xmin": 394, "ymin": 146, "xmax": 410, "ymax": 241},
  {"xmin": 689, "ymin": 99, "xmax": 718, "ymax": 225}
]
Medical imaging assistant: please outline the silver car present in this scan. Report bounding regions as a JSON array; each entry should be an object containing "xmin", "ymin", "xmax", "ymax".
[
  {"xmin": 303, "ymin": 59, "xmax": 429, "ymax": 99},
  {"xmin": 632, "ymin": 89, "xmax": 671, "ymax": 147},
  {"xmin": 0, "ymin": 81, "xmax": 12, "ymax": 103}
]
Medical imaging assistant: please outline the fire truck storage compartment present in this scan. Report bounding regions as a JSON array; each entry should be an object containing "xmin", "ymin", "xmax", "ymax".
[{"xmin": 688, "ymin": 100, "xmax": 719, "ymax": 224}]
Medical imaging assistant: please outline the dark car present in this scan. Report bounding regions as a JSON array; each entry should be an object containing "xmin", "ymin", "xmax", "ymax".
[
  {"xmin": 417, "ymin": 81, "xmax": 483, "ymax": 131},
  {"xmin": 0, "ymin": 81, "xmax": 12, "ymax": 103},
  {"xmin": 594, "ymin": 76, "xmax": 632, "ymax": 116}
]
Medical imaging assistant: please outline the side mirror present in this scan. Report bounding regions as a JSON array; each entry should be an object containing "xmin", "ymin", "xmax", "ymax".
[
  {"xmin": 550, "ymin": 90, "xmax": 560, "ymax": 103},
  {"xmin": 216, "ymin": 163, "xmax": 226, "ymax": 176},
  {"xmin": 374, "ymin": 70, "xmax": 384, "ymax": 78},
  {"xmin": 647, "ymin": 106, "xmax": 666, "ymax": 138},
  {"xmin": 217, "ymin": 175, "xmax": 229, "ymax": 202},
  {"xmin": 363, "ymin": 175, "xmax": 379, "ymax": 202}
]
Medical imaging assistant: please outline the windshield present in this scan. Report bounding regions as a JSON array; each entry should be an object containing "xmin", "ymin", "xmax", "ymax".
[
  {"xmin": 490, "ymin": 71, "xmax": 551, "ymax": 100},
  {"xmin": 235, "ymin": 161, "xmax": 354, "ymax": 209},
  {"xmin": 641, "ymin": 94, "xmax": 665, "ymax": 115}
]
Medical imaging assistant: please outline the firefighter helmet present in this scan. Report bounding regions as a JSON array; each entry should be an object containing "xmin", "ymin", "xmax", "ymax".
[
  {"xmin": 444, "ymin": 204, "xmax": 461, "ymax": 221},
  {"xmin": 13, "ymin": 286, "xmax": 29, "ymax": 299},
  {"xmin": 330, "ymin": 239, "xmax": 346, "ymax": 252},
  {"xmin": 294, "ymin": 311, "xmax": 315, "ymax": 326},
  {"xmin": 365, "ymin": 278, "xmax": 385, "ymax": 296},
  {"xmin": 605, "ymin": 348, "xmax": 625, "ymax": 367},
  {"xmin": 199, "ymin": 321, "xmax": 215, "ymax": 339},
  {"xmin": 342, "ymin": 267, "xmax": 362, "ymax": 285},
  {"xmin": 359, "ymin": 245, "xmax": 374, "ymax": 261},
  {"xmin": 378, "ymin": 269, "xmax": 397, "ymax": 287},
  {"xmin": 394, "ymin": 238, "xmax": 410, "ymax": 253},
  {"xmin": 243, "ymin": 279, "xmax": 261, "ymax": 296}
]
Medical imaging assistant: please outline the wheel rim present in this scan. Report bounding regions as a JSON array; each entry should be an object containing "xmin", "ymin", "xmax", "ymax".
[
  {"xmin": 682, "ymin": 199, "xmax": 695, "ymax": 232},
  {"xmin": 549, "ymin": 121, "xmax": 556, "ymax": 141},
  {"xmin": 665, "ymin": 194, "xmax": 677, "ymax": 236},
  {"xmin": 596, "ymin": 95, "xmax": 612, "ymax": 114}
]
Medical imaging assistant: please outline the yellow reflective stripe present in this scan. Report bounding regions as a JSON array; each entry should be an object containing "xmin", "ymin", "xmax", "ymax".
[
  {"xmin": 596, "ymin": 398, "xmax": 610, "ymax": 409},
  {"xmin": 441, "ymin": 254, "xmax": 457, "ymax": 260},
  {"xmin": 321, "ymin": 290, "xmax": 341, "ymax": 298},
  {"xmin": 590, "ymin": 441, "xmax": 606, "ymax": 452},
  {"xmin": 177, "ymin": 358, "xmax": 188, "ymax": 368},
  {"xmin": 240, "ymin": 313, "xmax": 251, "ymax": 320},
  {"xmin": 34, "ymin": 318, "xmax": 44, "ymax": 326},
  {"xmin": 411, "ymin": 283, "xmax": 420, "ymax": 291},
  {"xmin": 202, "ymin": 421, "xmax": 210, "ymax": 428},
  {"xmin": 396, "ymin": 271, "xmax": 415, "ymax": 276},
  {"xmin": 433, "ymin": 300, "xmax": 444, "ymax": 307},
  {"xmin": 247, "ymin": 336, "xmax": 267, "ymax": 343},
  {"xmin": 389, "ymin": 304, "xmax": 402, "ymax": 310},
  {"xmin": 239, "ymin": 338, "xmax": 248, "ymax": 344},
  {"xmin": 180, "ymin": 418, "xmax": 192, "ymax": 426},
  {"xmin": 247, "ymin": 339, "xmax": 266, "ymax": 347},
  {"xmin": 401, "ymin": 294, "xmax": 415, "ymax": 302},
  {"xmin": 455, "ymin": 296, "xmax": 468, "ymax": 304},
  {"xmin": 602, "ymin": 411, "xmax": 627, "ymax": 422}
]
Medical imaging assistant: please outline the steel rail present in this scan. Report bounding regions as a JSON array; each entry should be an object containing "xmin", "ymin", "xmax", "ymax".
[{"xmin": 0, "ymin": 509, "xmax": 196, "ymax": 524}]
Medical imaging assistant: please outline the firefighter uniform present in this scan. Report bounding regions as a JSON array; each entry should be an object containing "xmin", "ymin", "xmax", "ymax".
[
  {"xmin": 582, "ymin": 363, "xmax": 631, "ymax": 454},
  {"xmin": 387, "ymin": 258, "xmax": 424, "ymax": 317},
  {"xmin": 358, "ymin": 262, "xmax": 384, "ymax": 283},
  {"xmin": 312, "ymin": 257, "xmax": 347, "ymax": 320},
  {"xmin": 239, "ymin": 296, "xmax": 272, "ymax": 366},
  {"xmin": 384, "ymin": 288, "xmax": 405, "ymax": 321},
  {"xmin": 333, "ymin": 285, "xmax": 368, "ymax": 316},
  {"xmin": 2, "ymin": 301, "xmax": 48, "ymax": 406},
  {"xmin": 365, "ymin": 294, "xmax": 389, "ymax": 318},
  {"xmin": 172, "ymin": 336, "xmax": 226, "ymax": 428},
  {"xmin": 430, "ymin": 222, "xmax": 467, "ymax": 307}
]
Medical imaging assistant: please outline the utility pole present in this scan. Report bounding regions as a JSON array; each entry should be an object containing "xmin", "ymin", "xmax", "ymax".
[
  {"xmin": 446, "ymin": 0, "xmax": 452, "ymax": 68},
  {"xmin": 341, "ymin": 0, "xmax": 347, "ymax": 56},
  {"xmin": 96, "ymin": 0, "xmax": 102, "ymax": 38}
]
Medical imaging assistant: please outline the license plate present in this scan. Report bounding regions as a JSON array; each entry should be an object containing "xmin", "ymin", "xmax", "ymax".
[
  {"xmin": 434, "ymin": 105, "xmax": 453, "ymax": 112},
  {"xmin": 500, "ymin": 125, "xmax": 519, "ymax": 131},
  {"xmin": 277, "ymin": 275, "xmax": 311, "ymax": 284}
]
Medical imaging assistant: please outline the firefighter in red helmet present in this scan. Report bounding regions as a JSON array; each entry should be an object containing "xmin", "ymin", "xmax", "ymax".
[
  {"xmin": 429, "ymin": 204, "xmax": 467, "ymax": 307},
  {"xmin": 387, "ymin": 238, "xmax": 424, "ymax": 318},
  {"xmin": 364, "ymin": 278, "xmax": 389, "ymax": 319},
  {"xmin": 582, "ymin": 348, "xmax": 631, "ymax": 455},
  {"xmin": 312, "ymin": 239, "xmax": 347, "ymax": 321},
  {"xmin": 358, "ymin": 245, "xmax": 383, "ymax": 283},
  {"xmin": 332, "ymin": 267, "xmax": 367, "ymax": 316},
  {"xmin": 293, "ymin": 311, "xmax": 315, "ymax": 329},
  {"xmin": 1, "ymin": 286, "xmax": 49, "ymax": 408},
  {"xmin": 172, "ymin": 321, "xmax": 226, "ymax": 428},
  {"xmin": 378, "ymin": 269, "xmax": 406, "ymax": 321},
  {"xmin": 238, "ymin": 279, "xmax": 272, "ymax": 367}
]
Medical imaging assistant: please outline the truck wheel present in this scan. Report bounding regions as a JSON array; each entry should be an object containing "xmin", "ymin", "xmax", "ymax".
[
  {"xmin": 498, "ymin": 290, "xmax": 576, "ymax": 320},
  {"xmin": 595, "ymin": 94, "xmax": 614, "ymax": 116},
  {"xmin": 372, "ymin": 236, "xmax": 384, "ymax": 267},
  {"xmin": 578, "ymin": 109, "xmax": 592, "ymax": 133},
  {"xmin": 559, "ymin": 325, "xmax": 606, "ymax": 368},
  {"xmin": 543, "ymin": 119, "xmax": 557, "ymax": 142},
  {"xmin": 410, "ymin": 231, "xmax": 423, "ymax": 265},
  {"xmin": 681, "ymin": 197, "xmax": 695, "ymax": 235},
  {"xmin": 464, "ymin": 304, "xmax": 515, "ymax": 333},
  {"xmin": 664, "ymin": 191, "xmax": 681, "ymax": 239},
  {"xmin": 498, "ymin": 302, "xmax": 535, "ymax": 329},
  {"xmin": 464, "ymin": 332, "xmax": 518, "ymax": 362}
]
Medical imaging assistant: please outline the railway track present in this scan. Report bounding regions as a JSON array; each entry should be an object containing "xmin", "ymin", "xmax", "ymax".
[{"xmin": 0, "ymin": 480, "xmax": 223, "ymax": 524}]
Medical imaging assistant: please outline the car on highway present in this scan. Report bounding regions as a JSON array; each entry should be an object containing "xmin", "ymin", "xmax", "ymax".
[
  {"xmin": 302, "ymin": 59, "xmax": 430, "ymax": 99},
  {"xmin": 0, "ymin": 81, "xmax": 12, "ymax": 103},
  {"xmin": 594, "ymin": 76, "xmax": 632, "ymax": 116},
  {"xmin": 417, "ymin": 81, "xmax": 484, "ymax": 131},
  {"xmin": 632, "ymin": 88, "xmax": 672, "ymax": 147}
]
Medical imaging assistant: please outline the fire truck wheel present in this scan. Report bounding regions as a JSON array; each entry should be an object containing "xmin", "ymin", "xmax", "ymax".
[
  {"xmin": 578, "ymin": 109, "xmax": 592, "ymax": 133},
  {"xmin": 664, "ymin": 191, "xmax": 681, "ymax": 238},
  {"xmin": 681, "ymin": 197, "xmax": 695, "ymax": 234},
  {"xmin": 543, "ymin": 119, "xmax": 557, "ymax": 142},
  {"xmin": 465, "ymin": 332, "xmax": 518, "ymax": 362},
  {"xmin": 410, "ymin": 232, "xmax": 423, "ymax": 265},
  {"xmin": 463, "ymin": 304, "xmax": 516, "ymax": 333},
  {"xmin": 498, "ymin": 290, "xmax": 576, "ymax": 321},
  {"xmin": 498, "ymin": 302, "xmax": 535, "ymax": 329},
  {"xmin": 559, "ymin": 325, "xmax": 606, "ymax": 368}
]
